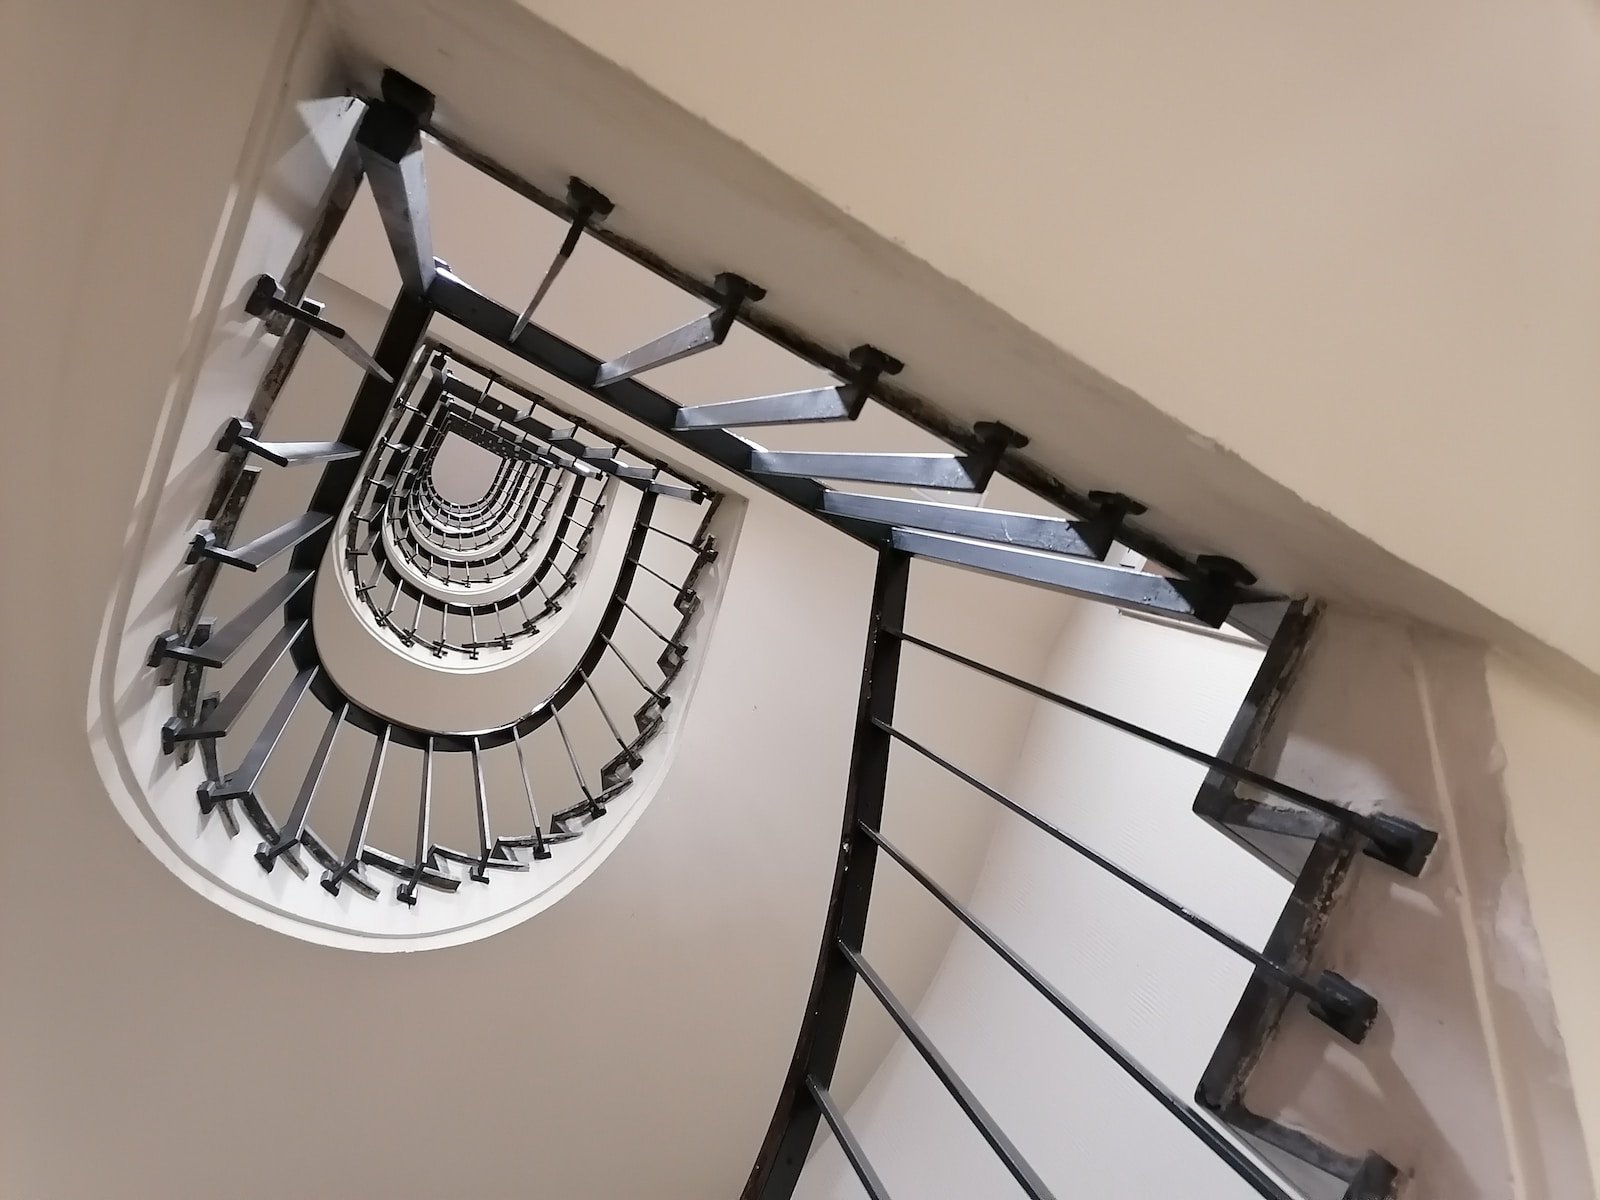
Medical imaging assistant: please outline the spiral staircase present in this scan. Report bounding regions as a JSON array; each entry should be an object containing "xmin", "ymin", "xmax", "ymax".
[{"xmin": 43, "ymin": 59, "xmax": 1483, "ymax": 1200}]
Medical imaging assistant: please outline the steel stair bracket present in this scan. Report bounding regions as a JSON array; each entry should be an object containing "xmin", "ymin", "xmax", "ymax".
[
  {"xmin": 215, "ymin": 416, "xmax": 360, "ymax": 468},
  {"xmin": 749, "ymin": 419, "xmax": 1029, "ymax": 493},
  {"xmin": 511, "ymin": 176, "xmax": 615, "ymax": 341},
  {"xmin": 673, "ymin": 344, "xmax": 903, "ymax": 431},
  {"xmin": 243, "ymin": 273, "xmax": 394, "ymax": 384},
  {"xmin": 594, "ymin": 271, "xmax": 766, "ymax": 387}
]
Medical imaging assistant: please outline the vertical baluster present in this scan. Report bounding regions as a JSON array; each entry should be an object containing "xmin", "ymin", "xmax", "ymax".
[
  {"xmin": 257, "ymin": 700, "xmax": 347, "ymax": 869},
  {"xmin": 323, "ymin": 724, "xmax": 389, "ymax": 895},
  {"xmin": 398, "ymin": 737, "xmax": 433, "ymax": 905},
  {"xmin": 510, "ymin": 727, "xmax": 549, "ymax": 860},
  {"xmin": 197, "ymin": 664, "xmax": 318, "ymax": 813},
  {"xmin": 582, "ymin": 669, "xmax": 640, "ymax": 768},
  {"xmin": 552, "ymin": 710, "xmax": 597, "ymax": 814}
]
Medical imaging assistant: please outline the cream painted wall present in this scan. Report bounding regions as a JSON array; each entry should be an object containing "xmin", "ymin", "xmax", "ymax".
[
  {"xmin": 1486, "ymin": 657, "xmax": 1600, "ymax": 1178},
  {"xmin": 504, "ymin": 0, "xmax": 1600, "ymax": 685}
]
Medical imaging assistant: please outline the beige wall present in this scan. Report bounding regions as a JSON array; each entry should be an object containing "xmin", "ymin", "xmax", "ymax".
[
  {"xmin": 1487, "ymin": 658, "xmax": 1600, "ymax": 1176},
  {"xmin": 503, "ymin": 0, "xmax": 1600, "ymax": 683}
]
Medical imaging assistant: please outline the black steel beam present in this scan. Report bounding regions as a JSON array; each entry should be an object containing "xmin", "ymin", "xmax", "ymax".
[
  {"xmin": 354, "ymin": 95, "xmax": 436, "ymax": 296},
  {"xmin": 743, "ymin": 550, "xmax": 908, "ymax": 1200}
]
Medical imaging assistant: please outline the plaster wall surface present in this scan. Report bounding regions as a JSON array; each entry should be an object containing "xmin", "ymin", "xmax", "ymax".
[{"xmin": 1235, "ymin": 614, "xmax": 1597, "ymax": 1200}]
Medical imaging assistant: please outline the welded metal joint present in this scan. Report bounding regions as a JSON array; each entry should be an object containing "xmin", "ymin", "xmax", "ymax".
[
  {"xmin": 594, "ymin": 271, "xmax": 766, "ymax": 386},
  {"xmin": 1307, "ymin": 970, "xmax": 1379, "ymax": 1043},
  {"xmin": 244, "ymin": 274, "xmax": 394, "ymax": 383},
  {"xmin": 1077, "ymin": 491, "xmax": 1148, "ymax": 560}
]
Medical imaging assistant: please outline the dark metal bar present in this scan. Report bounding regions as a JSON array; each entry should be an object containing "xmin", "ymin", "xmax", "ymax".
[
  {"xmin": 743, "ymin": 550, "xmax": 908, "ymax": 1200},
  {"xmin": 161, "ymin": 465, "xmax": 261, "ymax": 684},
  {"xmin": 751, "ymin": 421, "xmax": 1023, "ymax": 493},
  {"xmin": 149, "ymin": 570, "xmax": 312, "ymax": 668},
  {"xmin": 398, "ymin": 738, "xmax": 433, "ymax": 905},
  {"xmin": 354, "ymin": 80, "xmax": 436, "ymax": 296},
  {"xmin": 421, "ymin": 115, "xmax": 1260, "ymax": 587},
  {"xmin": 244, "ymin": 274, "xmax": 394, "ymax": 383},
  {"xmin": 884, "ymin": 527, "xmax": 1231, "ymax": 626},
  {"xmin": 427, "ymin": 270, "xmax": 830, "ymax": 519},
  {"xmin": 190, "ymin": 512, "xmax": 331, "ymax": 572},
  {"xmin": 257, "ymin": 700, "xmax": 346, "ymax": 868},
  {"xmin": 511, "ymin": 177, "xmax": 613, "ymax": 340},
  {"xmin": 510, "ymin": 727, "xmax": 549, "ymax": 859},
  {"xmin": 674, "ymin": 345, "xmax": 899, "ymax": 430},
  {"xmin": 674, "ymin": 385, "xmax": 852, "ymax": 430},
  {"xmin": 753, "ymin": 451, "xmax": 978, "ymax": 491},
  {"xmin": 582, "ymin": 670, "xmax": 639, "ymax": 765},
  {"xmin": 840, "ymin": 943, "xmax": 1055, "ymax": 1200},
  {"xmin": 323, "ymin": 723, "xmax": 388, "ymax": 894},
  {"xmin": 217, "ymin": 417, "xmax": 360, "ymax": 467},
  {"xmin": 806, "ymin": 1078, "xmax": 892, "ymax": 1200},
  {"xmin": 168, "ymin": 619, "xmax": 307, "ymax": 748},
  {"xmin": 469, "ymin": 737, "xmax": 492, "ymax": 880},
  {"xmin": 594, "ymin": 273, "xmax": 764, "ymax": 386},
  {"xmin": 821, "ymin": 491, "xmax": 1101, "ymax": 560},
  {"xmin": 625, "ymin": 556, "xmax": 682, "ymax": 591},
  {"xmin": 890, "ymin": 628, "xmax": 1436, "ymax": 874},
  {"xmin": 198, "ymin": 665, "xmax": 317, "ymax": 812},
  {"xmin": 607, "ymin": 641, "xmax": 666, "ymax": 702},
  {"xmin": 622, "ymin": 599, "xmax": 684, "ymax": 651},
  {"xmin": 552, "ymin": 710, "xmax": 594, "ymax": 806},
  {"xmin": 861, "ymin": 815, "xmax": 1373, "ymax": 1042},
  {"xmin": 839, "ymin": 861, "xmax": 1293, "ymax": 1199}
]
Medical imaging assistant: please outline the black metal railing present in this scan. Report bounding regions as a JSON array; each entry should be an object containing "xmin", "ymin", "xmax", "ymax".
[
  {"xmin": 150, "ymin": 295, "xmax": 719, "ymax": 900},
  {"xmin": 138, "ymin": 69, "xmax": 1439, "ymax": 1198}
]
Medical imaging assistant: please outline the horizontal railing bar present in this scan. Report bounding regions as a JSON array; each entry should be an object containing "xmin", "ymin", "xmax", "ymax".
[
  {"xmin": 324, "ymin": 723, "xmax": 389, "ymax": 894},
  {"xmin": 861, "ymin": 809, "xmax": 1329, "ymax": 1019},
  {"xmin": 201, "ymin": 664, "xmax": 318, "ymax": 808},
  {"xmin": 887, "ymin": 628, "xmax": 1409, "ymax": 848},
  {"xmin": 625, "ymin": 556, "xmax": 685, "ymax": 591},
  {"xmin": 259, "ymin": 700, "xmax": 346, "ymax": 866},
  {"xmin": 806, "ymin": 1077, "xmax": 893, "ymax": 1200},
  {"xmin": 838, "ymin": 943, "xmax": 1056, "ymax": 1200},
  {"xmin": 842, "ymin": 848, "xmax": 1293, "ymax": 1199},
  {"xmin": 621, "ymin": 599, "xmax": 682, "ymax": 649}
]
